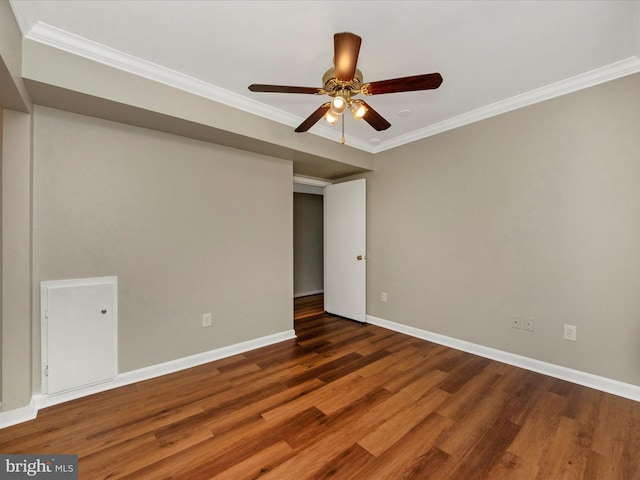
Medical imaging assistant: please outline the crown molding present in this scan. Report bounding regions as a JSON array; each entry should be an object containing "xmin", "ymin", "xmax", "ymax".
[
  {"xmin": 25, "ymin": 22, "xmax": 294, "ymax": 124},
  {"xmin": 8, "ymin": 0, "xmax": 38, "ymax": 36},
  {"xmin": 373, "ymin": 56, "xmax": 640, "ymax": 153},
  {"xmin": 23, "ymin": 21, "xmax": 375, "ymax": 153},
  {"xmin": 19, "ymin": 21, "xmax": 640, "ymax": 155}
]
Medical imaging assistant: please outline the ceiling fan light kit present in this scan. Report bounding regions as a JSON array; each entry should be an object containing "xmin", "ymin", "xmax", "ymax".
[
  {"xmin": 248, "ymin": 32, "xmax": 443, "ymax": 143},
  {"xmin": 325, "ymin": 110, "xmax": 339, "ymax": 125},
  {"xmin": 330, "ymin": 95, "xmax": 347, "ymax": 115},
  {"xmin": 350, "ymin": 100, "xmax": 367, "ymax": 120}
]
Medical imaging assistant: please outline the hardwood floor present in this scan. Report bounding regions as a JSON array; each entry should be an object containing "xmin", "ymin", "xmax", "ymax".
[
  {"xmin": 294, "ymin": 293, "xmax": 324, "ymax": 320},
  {"xmin": 2, "ymin": 313, "xmax": 640, "ymax": 479}
]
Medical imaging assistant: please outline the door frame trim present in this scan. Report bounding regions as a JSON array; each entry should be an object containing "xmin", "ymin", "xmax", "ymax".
[{"xmin": 293, "ymin": 175, "xmax": 332, "ymax": 188}]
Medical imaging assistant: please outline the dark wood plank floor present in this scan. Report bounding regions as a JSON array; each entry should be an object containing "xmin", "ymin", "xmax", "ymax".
[
  {"xmin": 294, "ymin": 293, "xmax": 324, "ymax": 320},
  {"xmin": 1, "ymin": 312, "xmax": 640, "ymax": 479}
]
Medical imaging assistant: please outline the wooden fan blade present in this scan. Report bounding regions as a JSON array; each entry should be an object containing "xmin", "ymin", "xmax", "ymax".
[
  {"xmin": 249, "ymin": 84, "xmax": 322, "ymax": 94},
  {"xmin": 295, "ymin": 103, "xmax": 331, "ymax": 132},
  {"xmin": 334, "ymin": 32, "xmax": 362, "ymax": 82},
  {"xmin": 363, "ymin": 73, "xmax": 443, "ymax": 95},
  {"xmin": 361, "ymin": 101, "xmax": 391, "ymax": 131}
]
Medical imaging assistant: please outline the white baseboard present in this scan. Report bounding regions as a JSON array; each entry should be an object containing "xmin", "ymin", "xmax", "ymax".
[
  {"xmin": 367, "ymin": 315, "xmax": 640, "ymax": 402},
  {"xmin": 0, "ymin": 397, "xmax": 38, "ymax": 429},
  {"xmin": 294, "ymin": 290, "xmax": 324, "ymax": 298},
  {"xmin": 0, "ymin": 329, "xmax": 296, "ymax": 429}
]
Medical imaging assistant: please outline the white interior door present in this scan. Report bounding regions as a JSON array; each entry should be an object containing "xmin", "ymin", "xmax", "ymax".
[
  {"xmin": 324, "ymin": 179, "xmax": 366, "ymax": 322},
  {"xmin": 42, "ymin": 277, "xmax": 117, "ymax": 395}
]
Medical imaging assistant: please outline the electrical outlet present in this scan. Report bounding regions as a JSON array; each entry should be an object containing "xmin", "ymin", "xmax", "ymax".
[
  {"xmin": 524, "ymin": 318, "xmax": 534, "ymax": 332},
  {"xmin": 511, "ymin": 315, "xmax": 522, "ymax": 329},
  {"xmin": 381, "ymin": 292, "xmax": 388, "ymax": 302},
  {"xmin": 563, "ymin": 324, "xmax": 576, "ymax": 341},
  {"xmin": 202, "ymin": 313, "xmax": 212, "ymax": 328}
]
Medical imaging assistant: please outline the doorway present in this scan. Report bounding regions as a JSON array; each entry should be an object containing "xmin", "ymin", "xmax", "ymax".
[
  {"xmin": 293, "ymin": 176, "xmax": 367, "ymax": 323},
  {"xmin": 293, "ymin": 177, "xmax": 329, "ymax": 320}
]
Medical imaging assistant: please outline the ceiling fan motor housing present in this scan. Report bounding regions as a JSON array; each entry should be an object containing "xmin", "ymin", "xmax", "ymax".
[{"xmin": 322, "ymin": 68, "xmax": 364, "ymax": 99}]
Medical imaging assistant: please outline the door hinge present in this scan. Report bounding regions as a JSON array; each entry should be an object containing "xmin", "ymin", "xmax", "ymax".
[
  {"xmin": 44, "ymin": 309, "xmax": 48, "ymax": 319},
  {"xmin": 44, "ymin": 365, "xmax": 49, "ymax": 377}
]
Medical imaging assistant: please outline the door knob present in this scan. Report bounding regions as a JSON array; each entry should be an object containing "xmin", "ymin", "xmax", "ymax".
[{"xmin": 357, "ymin": 255, "xmax": 363, "ymax": 261}]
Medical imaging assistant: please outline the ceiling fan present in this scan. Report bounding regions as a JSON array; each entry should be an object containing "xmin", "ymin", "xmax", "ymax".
[{"xmin": 248, "ymin": 32, "xmax": 443, "ymax": 140}]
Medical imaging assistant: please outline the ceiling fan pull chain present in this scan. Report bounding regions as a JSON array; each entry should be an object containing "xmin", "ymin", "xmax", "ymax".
[{"xmin": 341, "ymin": 114, "xmax": 345, "ymax": 145}]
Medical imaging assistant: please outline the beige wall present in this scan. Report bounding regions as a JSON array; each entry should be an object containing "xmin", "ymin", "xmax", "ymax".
[
  {"xmin": 31, "ymin": 106, "xmax": 293, "ymax": 379},
  {"xmin": 1, "ymin": 3, "xmax": 33, "ymax": 409},
  {"xmin": 1, "ymin": 109, "xmax": 33, "ymax": 409},
  {"xmin": 293, "ymin": 193, "xmax": 323, "ymax": 296},
  {"xmin": 361, "ymin": 73, "xmax": 640, "ymax": 386}
]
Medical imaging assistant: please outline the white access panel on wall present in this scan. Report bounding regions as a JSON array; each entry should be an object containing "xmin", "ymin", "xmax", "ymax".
[{"xmin": 41, "ymin": 277, "xmax": 118, "ymax": 396}]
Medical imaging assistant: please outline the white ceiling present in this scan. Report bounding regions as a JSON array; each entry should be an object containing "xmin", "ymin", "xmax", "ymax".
[{"xmin": 9, "ymin": 0, "xmax": 640, "ymax": 153}]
